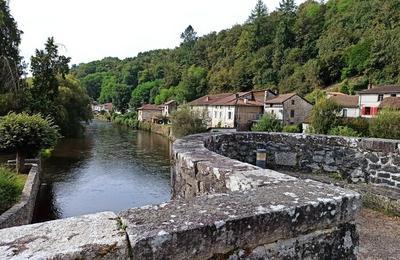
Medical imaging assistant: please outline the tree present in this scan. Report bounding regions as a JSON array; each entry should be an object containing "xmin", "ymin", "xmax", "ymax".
[
  {"xmin": 180, "ymin": 25, "xmax": 198, "ymax": 46},
  {"xmin": 251, "ymin": 113, "xmax": 283, "ymax": 132},
  {"xmin": 130, "ymin": 80, "xmax": 164, "ymax": 109},
  {"xmin": 112, "ymin": 84, "xmax": 131, "ymax": 113},
  {"xmin": 328, "ymin": 126, "xmax": 360, "ymax": 137},
  {"xmin": 248, "ymin": 0, "xmax": 268, "ymax": 22},
  {"xmin": 171, "ymin": 105, "xmax": 207, "ymax": 138},
  {"xmin": 310, "ymin": 98, "xmax": 342, "ymax": 134},
  {"xmin": 29, "ymin": 37, "xmax": 71, "ymax": 116},
  {"xmin": 370, "ymin": 109, "xmax": 400, "ymax": 139},
  {"xmin": 0, "ymin": 113, "xmax": 60, "ymax": 173}
]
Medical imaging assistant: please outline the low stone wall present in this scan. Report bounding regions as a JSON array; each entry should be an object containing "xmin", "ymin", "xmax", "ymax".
[
  {"xmin": 0, "ymin": 163, "xmax": 40, "ymax": 229},
  {"xmin": 205, "ymin": 132, "xmax": 400, "ymax": 192},
  {"xmin": 0, "ymin": 133, "xmax": 361, "ymax": 259},
  {"xmin": 138, "ymin": 122, "xmax": 173, "ymax": 140}
]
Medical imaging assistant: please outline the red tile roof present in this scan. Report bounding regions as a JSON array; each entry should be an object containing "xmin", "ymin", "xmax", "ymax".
[
  {"xmin": 265, "ymin": 93, "xmax": 297, "ymax": 104},
  {"xmin": 188, "ymin": 91, "xmax": 272, "ymax": 107},
  {"xmin": 329, "ymin": 94, "xmax": 359, "ymax": 108},
  {"xmin": 137, "ymin": 104, "xmax": 162, "ymax": 111},
  {"xmin": 379, "ymin": 97, "xmax": 400, "ymax": 109},
  {"xmin": 358, "ymin": 85, "xmax": 400, "ymax": 94}
]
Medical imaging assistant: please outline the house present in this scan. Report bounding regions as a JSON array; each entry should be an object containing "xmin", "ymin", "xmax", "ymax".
[
  {"xmin": 161, "ymin": 100, "xmax": 177, "ymax": 118},
  {"xmin": 328, "ymin": 93, "xmax": 360, "ymax": 118},
  {"xmin": 137, "ymin": 104, "xmax": 163, "ymax": 123},
  {"xmin": 358, "ymin": 85, "xmax": 400, "ymax": 118},
  {"xmin": 189, "ymin": 90, "xmax": 276, "ymax": 129},
  {"xmin": 92, "ymin": 102, "xmax": 113, "ymax": 113},
  {"xmin": 264, "ymin": 93, "xmax": 313, "ymax": 125}
]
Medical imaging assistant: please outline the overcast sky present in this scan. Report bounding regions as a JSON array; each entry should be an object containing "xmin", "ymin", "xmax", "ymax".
[{"xmin": 10, "ymin": 0, "xmax": 305, "ymax": 66}]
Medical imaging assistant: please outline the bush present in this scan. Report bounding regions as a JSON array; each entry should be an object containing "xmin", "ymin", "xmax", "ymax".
[
  {"xmin": 370, "ymin": 109, "xmax": 400, "ymax": 139},
  {"xmin": 328, "ymin": 126, "xmax": 360, "ymax": 137},
  {"xmin": 252, "ymin": 113, "xmax": 283, "ymax": 132},
  {"xmin": 0, "ymin": 113, "xmax": 60, "ymax": 172},
  {"xmin": 283, "ymin": 124, "xmax": 301, "ymax": 133},
  {"xmin": 341, "ymin": 117, "xmax": 369, "ymax": 137},
  {"xmin": 113, "ymin": 112, "xmax": 138, "ymax": 129},
  {"xmin": 310, "ymin": 98, "xmax": 342, "ymax": 134},
  {"xmin": 171, "ymin": 105, "xmax": 207, "ymax": 138},
  {"xmin": 0, "ymin": 166, "xmax": 25, "ymax": 213}
]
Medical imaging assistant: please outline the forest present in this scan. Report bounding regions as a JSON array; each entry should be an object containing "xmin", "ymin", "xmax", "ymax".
[{"xmin": 72, "ymin": 0, "xmax": 400, "ymax": 111}]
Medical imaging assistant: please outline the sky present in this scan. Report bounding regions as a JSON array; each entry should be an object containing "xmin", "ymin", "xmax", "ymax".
[{"xmin": 9, "ymin": 0, "xmax": 305, "ymax": 66}]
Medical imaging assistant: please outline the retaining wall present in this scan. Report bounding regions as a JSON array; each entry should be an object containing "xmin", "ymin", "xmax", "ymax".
[
  {"xmin": 205, "ymin": 132, "xmax": 400, "ymax": 192},
  {"xmin": 0, "ymin": 133, "xmax": 361, "ymax": 259},
  {"xmin": 0, "ymin": 162, "xmax": 40, "ymax": 229}
]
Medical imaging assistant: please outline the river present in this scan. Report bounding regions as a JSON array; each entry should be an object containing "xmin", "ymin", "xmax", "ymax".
[{"xmin": 32, "ymin": 120, "xmax": 171, "ymax": 223}]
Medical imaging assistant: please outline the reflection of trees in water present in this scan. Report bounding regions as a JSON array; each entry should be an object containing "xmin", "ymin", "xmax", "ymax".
[{"xmin": 32, "ymin": 183, "xmax": 61, "ymax": 223}]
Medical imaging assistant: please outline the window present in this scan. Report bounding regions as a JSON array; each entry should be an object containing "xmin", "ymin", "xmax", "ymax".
[
  {"xmin": 291, "ymin": 100, "xmax": 295, "ymax": 105},
  {"xmin": 290, "ymin": 110, "xmax": 295, "ymax": 118},
  {"xmin": 214, "ymin": 111, "xmax": 217, "ymax": 118},
  {"xmin": 364, "ymin": 107, "xmax": 371, "ymax": 115},
  {"xmin": 378, "ymin": 94, "xmax": 384, "ymax": 101},
  {"xmin": 228, "ymin": 111, "xmax": 232, "ymax": 120},
  {"xmin": 391, "ymin": 94, "xmax": 397, "ymax": 97},
  {"xmin": 343, "ymin": 109, "xmax": 348, "ymax": 117},
  {"xmin": 219, "ymin": 112, "xmax": 222, "ymax": 118},
  {"xmin": 270, "ymin": 104, "xmax": 273, "ymax": 107}
]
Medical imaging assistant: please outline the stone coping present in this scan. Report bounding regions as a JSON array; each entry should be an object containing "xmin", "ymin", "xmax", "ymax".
[{"xmin": 0, "ymin": 163, "xmax": 40, "ymax": 229}]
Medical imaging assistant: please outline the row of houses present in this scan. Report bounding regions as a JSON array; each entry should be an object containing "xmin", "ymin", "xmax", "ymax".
[{"xmin": 131, "ymin": 84, "xmax": 400, "ymax": 130}]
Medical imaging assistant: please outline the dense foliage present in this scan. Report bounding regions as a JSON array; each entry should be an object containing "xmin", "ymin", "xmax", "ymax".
[
  {"xmin": 251, "ymin": 113, "xmax": 283, "ymax": 132},
  {"xmin": 72, "ymin": 0, "xmax": 400, "ymax": 108},
  {"xmin": 370, "ymin": 109, "xmax": 400, "ymax": 140},
  {"xmin": 283, "ymin": 124, "xmax": 301, "ymax": 133},
  {"xmin": 0, "ymin": 166, "xmax": 25, "ymax": 213},
  {"xmin": 171, "ymin": 105, "xmax": 207, "ymax": 138},
  {"xmin": 0, "ymin": 113, "xmax": 60, "ymax": 172},
  {"xmin": 310, "ymin": 98, "xmax": 342, "ymax": 134},
  {"xmin": 112, "ymin": 112, "xmax": 138, "ymax": 129},
  {"xmin": 328, "ymin": 126, "xmax": 360, "ymax": 137}
]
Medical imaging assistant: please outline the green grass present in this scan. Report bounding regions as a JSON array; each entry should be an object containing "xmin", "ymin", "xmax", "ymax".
[{"xmin": 0, "ymin": 166, "xmax": 26, "ymax": 214}]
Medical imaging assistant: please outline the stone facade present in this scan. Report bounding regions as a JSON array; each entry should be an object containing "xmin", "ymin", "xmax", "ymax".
[
  {"xmin": 205, "ymin": 132, "xmax": 400, "ymax": 192},
  {"xmin": 0, "ymin": 163, "xmax": 41, "ymax": 229},
  {"xmin": 0, "ymin": 133, "xmax": 362, "ymax": 259}
]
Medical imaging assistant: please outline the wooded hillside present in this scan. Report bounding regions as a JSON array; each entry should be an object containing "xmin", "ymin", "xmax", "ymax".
[{"xmin": 71, "ymin": 0, "xmax": 400, "ymax": 111}]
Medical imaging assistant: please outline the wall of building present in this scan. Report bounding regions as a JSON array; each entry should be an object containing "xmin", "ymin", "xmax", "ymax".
[
  {"xmin": 0, "ymin": 163, "xmax": 40, "ymax": 229},
  {"xmin": 138, "ymin": 110, "xmax": 162, "ymax": 122},
  {"xmin": 264, "ymin": 105, "xmax": 283, "ymax": 120},
  {"xmin": 282, "ymin": 95, "xmax": 313, "ymax": 125},
  {"xmin": 342, "ymin": 107, "xmax": 360, "ymax": 118}
]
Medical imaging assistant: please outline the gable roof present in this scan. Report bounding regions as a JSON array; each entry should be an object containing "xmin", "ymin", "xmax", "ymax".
[
  {"xmin": 164, "ymin": 100, "xmax": 177, "ymax": 105},
  {"xmin": 379, "ymin": 97, "xmax": 400, "ymax": 109},
  {"xmin": 265, "ymin": 93, "xmax": 297, "ymax": 104},
  {"xmin": 358, "ymin": 85, "xmax": 400, "ymax": 94},
  {"xmin": 188, "ymin": 91, "xmax": 270, "ymax": 107},
  {"xmin": 329, "ymin": 94, "xmax": 359, "ymax": 108},
  {"xmin": 188, "ymin": 93, "xmax": 233, "ymax": 106},
  {"xmin": 137, "ymin": 104, "xmax": 162, "ymax": 111}
]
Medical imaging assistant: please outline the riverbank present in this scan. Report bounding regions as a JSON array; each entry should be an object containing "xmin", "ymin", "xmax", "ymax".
[{"xmin": 138, "ymin": 122, "xmax": 176, "ymax": 141}]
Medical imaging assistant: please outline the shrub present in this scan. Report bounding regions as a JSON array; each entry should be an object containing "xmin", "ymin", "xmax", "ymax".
[
  {"xmin": 370, "ymin": 109, "xmax": 400, "ymax": 139},
  {"xmin": 283, "ymin": 124, "xmax": 301, "ymax": 133},
  {"xmin": 328, "ymin": 126, "xmax": 360, "ymax": 137},
  {"xmin": 171, "ymin": 105, "xmax": 207, "ymax": 138},
  {"xmin": 0, "ymin": 113, "xmax": 60, "ymax": 173},
  {"xmin": 252, "ymin": 113, "xmax": 283, "ymax": 132},
  {"xmin": 0, "ymin": 166, "xmax": 25, "ymax": 213},
  {"xmin": 342, "ymin": 117, "xmax": 369, "ymax": 137},
  {"xmin": 310, "ymin": 98, "xmax": 342, "ymax": 134},
  {"xmin": 113, "ymin": 112, "xmax": 138, "ymax": 129}
]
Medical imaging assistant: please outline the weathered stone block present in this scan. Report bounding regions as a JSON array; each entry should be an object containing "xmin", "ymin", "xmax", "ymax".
[
  {"xmin": 0, "ymin": 212, "xmax": 128, "ymax": 259},
  {"xmin": 274, "ymin": 152, "xmax": 297, "ymax": 166}
]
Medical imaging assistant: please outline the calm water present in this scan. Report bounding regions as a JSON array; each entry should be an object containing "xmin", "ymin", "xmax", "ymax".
[{"xmin": 32, "ymin": 120, "xmax": 171, "ymax": 223}]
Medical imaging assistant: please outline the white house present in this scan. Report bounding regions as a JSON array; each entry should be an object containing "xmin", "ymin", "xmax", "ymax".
[
  {"xmin": 358, "ymin": 85, "xmax": 400, "ymax": 118},
  {"xmin": 328, "ymin": 93, "xmax": 360, "ymax": 118},
  {"xmin": 189, "ymin": 90, "xmax": 274, "ymax": 129}
]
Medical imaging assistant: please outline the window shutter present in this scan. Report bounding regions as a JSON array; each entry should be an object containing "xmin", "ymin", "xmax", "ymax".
[{"xmin": 361, "ymin": 106, "xmax": 365, "ymax": 115}]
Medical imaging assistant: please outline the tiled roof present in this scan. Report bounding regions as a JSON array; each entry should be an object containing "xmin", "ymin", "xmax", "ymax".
[
  {"xmin": 329, "ymin": 94, "xmax": 359, "ymax": 108},
  {"xmin": 188, "ymin": 91, "xmax": 270, "ymax": 107},
  {"xmin": 379, "ymin": 97, "xmax": 400, "ymax": 109},
  {"xmin": 137, "ymin": 104, "xmax": 162, "ymax": 111},
  {"xmin": 358, "ymin": 85, "xmax": 400, "ymax": 94},
  {"xmin": 265, "ymin": 93, "xmax": 296, "ymax": 104},
  {"xmin": 164, "ymin": 100, "xmax": 177, "ymax": 105}
]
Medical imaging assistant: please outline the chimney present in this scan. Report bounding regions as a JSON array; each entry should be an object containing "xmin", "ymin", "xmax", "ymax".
[
  {"xmin": 244, "ymin": 99, "xmax": 248, "ymax": 104},
  {"xmin": 235, "ymin": 93, "xmax": 239, "ymax": 99},
  {"xmin": 274, "ymin": 88, "xmax": 279, "ymax": 96},
  {"xmin": 368, "ymin": 84, "xmax": 373, "ymax": 89},
  {"xmin": 205, "ymin": 96, "xmax": 209, "ymax": 102}
]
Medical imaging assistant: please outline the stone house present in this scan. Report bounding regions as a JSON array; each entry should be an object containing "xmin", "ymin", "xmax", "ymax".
[
  {"xmin": 161, "ymin": 100, "xmax": 177, "ymax": 118},
  {"xmin": 264, "ymin": 93, "xmax": 313, "ymax": 125},
  {"xmin": 328, "ymin": 93, "xmax": 360, "ymax": 118},
  {"xmin": 358, "ymin": 85, "xmax": 400, "ymax": 118},
  {"xmin": 189, "ymin": 90, "xmax": 276, "ymax": 129},
  {"xmin": 92, "ymin": 102, "xmax": 113, "ymax": 113},
  {"xmin": 137, "ymin": 104, "xmax": 162, "ymax": 123}
]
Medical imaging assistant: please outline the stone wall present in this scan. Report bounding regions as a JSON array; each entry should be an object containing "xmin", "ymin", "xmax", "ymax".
[
  {"xmin": 204, "ymin": 132, "xmax": 400, "ymax": 192},
  {"xmin": 0, "ymin": 163, "xmax": 40, "ymax": 229},
  {"xmin": 0, "ymin": 133, "xmax": 361, "ymax": 259},
  {"xmin": 138, "ymin": 122, "xmax": 173, "ymax": 140}
]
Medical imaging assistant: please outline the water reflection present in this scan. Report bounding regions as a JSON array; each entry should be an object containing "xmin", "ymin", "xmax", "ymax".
[{"xmin": 32, "ymin": 120, "xmax": 171, "ymax": 223}]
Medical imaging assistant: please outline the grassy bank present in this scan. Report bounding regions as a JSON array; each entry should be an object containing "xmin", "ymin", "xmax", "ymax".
[{"xmin": 0, "ymin": 166, "xmax": 26, "ymax": 214}]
